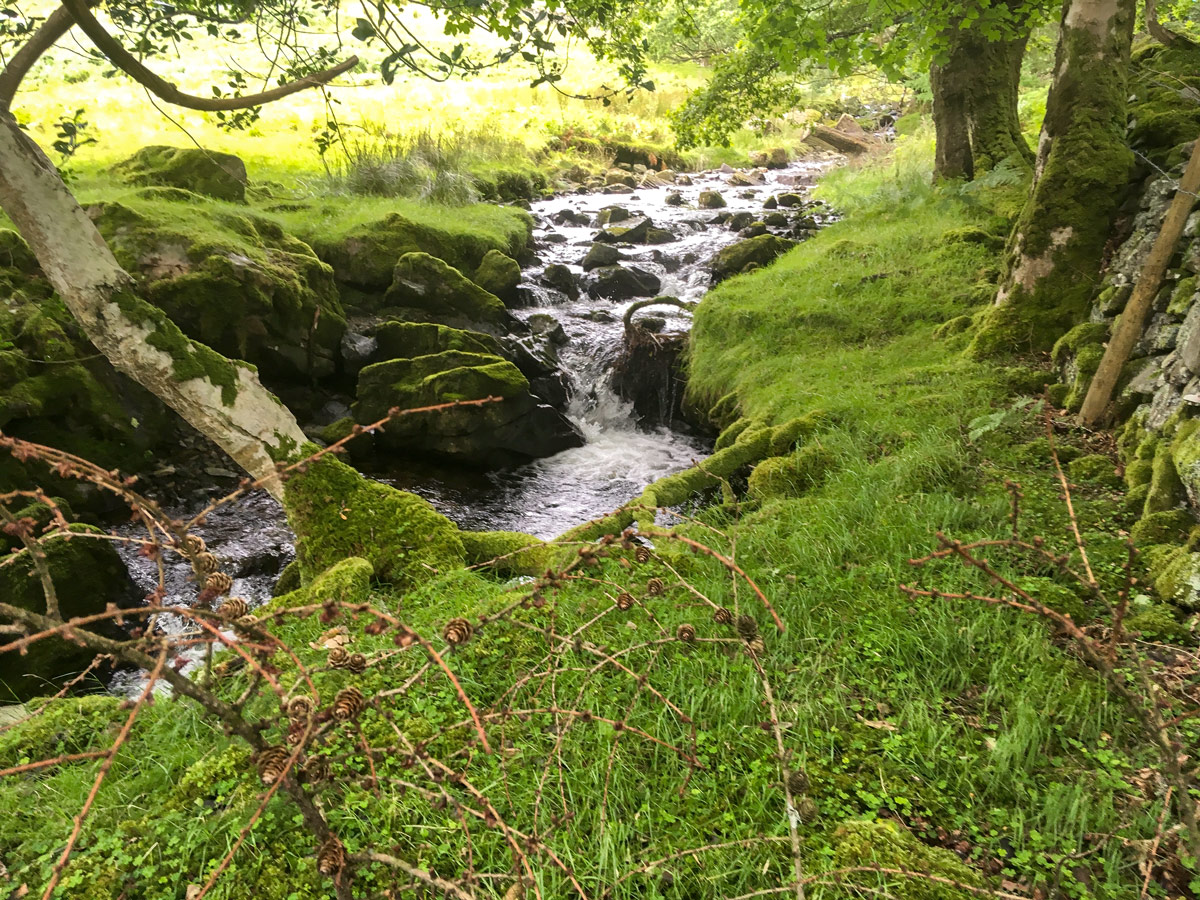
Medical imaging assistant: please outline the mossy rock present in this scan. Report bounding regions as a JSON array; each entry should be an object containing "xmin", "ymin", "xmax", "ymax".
[
  {"xmin": 383, "ymin": 252, "xmax": 510, "ymax": 332},
  {"xmin": 261, "ymin": 556, "xmax": 374, "ymax": 612},
  {"xmin": 715, "ymin": 417, "xmax": 755, "ymax": 451},
  {"xmin": 1067, "ymin": 454, "xmax": 1122, "ymax": 489},
  {"xmin": 832, "ymin": 819, "xmax": 980, "ymax": 900},
  {"xmin": 373, "ymin": 321, "xmax": 502, "ymax": 361},
  {"xmin": 90, "ymin": 200, "xmax": 345, "ymax": 382},
  {"xmin": 1125, "ymin": 482, "xmax": 1151, "ymax": 514},
  {"xmin": 709, "ymin": 235, "xmax": 796, "ymax": 283},
  {"xmin": 0, "ymin": 694, "xmax": 123, "ymax": 768},
  {"xmin": 473, "ymin": 249, "xmax": 522, "ymax": 305},
  {"xmin": 112, "ymin": 145, "xmax": 248, "ymax": 202},
  {"xmin": 311, "ymin": 211, "xmax": 531, "ymax": 293},
  {"xmin": 1125, "ymin": 604, "xmax": 1192, "ymax": 643},
  {"xmin": 768, "ymin": 411, "xmax": 827, "ymax": 456},
  {"xmin": 999, "ymin": 366, "xmax": 1053, "ymax": 395},
  {"xmin": 1125, "ymin": 457, "xmax": 1154, "ymax": 489},
  {"xmin": 1149, "ymin": 544, "xmax": 1200, "ymax": 611},
  {"xmin": 460, "ymin": 530, "xmax": 555, "ymax": 576},
  {"xmin": 352, "ymin": 351, "xmax": 581, "ymax": 466},
  {"xmin": 1132, "ymin": 509, "xmax": 1195, "ymax": 546},
  {"xmin": 1145, "ymin": 446, "xmax": 1187, "ymax": 514},
  {"xmin": 0, "ymin": 512, "xmax": 139, "ymax": 699},
  {"xmin": 282, "ymin": 453, "xmax": 465, "ymax": 590},
  {"xmin": 747, "ymin": 443, "xmax": 836, "ymax": 501},
  {"xmin": 1169, "ymin": 417, "xmax": 1200, "ymax": 509},
  {"xmin": 698, "ymin": 191, "xmax": 727, "ymax": 209},
  {"xmin": 933, "ymin": 315, "xmax": 973, "ymax": 340},
  {"xmin": 1129, "ymin": 43, "xmax": 1200, "ymax": 169}
]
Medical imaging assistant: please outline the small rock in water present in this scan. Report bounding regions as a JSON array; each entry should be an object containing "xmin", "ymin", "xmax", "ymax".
[
  {"xmin": 763, "ymin": 195, "xmax": 778, "ymax": 210},
  {"xmin": 676, "ymin": 174, "xmax": 694, "ymax": 186},
  {"xmin": 582, "ymin": 243, "xmax": 624, "ymax": 271},
  {"xmin": 719, "ymin": 163, "xmax": 735, "ymax": 173},
  {"xmin": 588, "ymin": 265, "xmax": 662, "ymax": 301},
  {"xmin": 527, "ymin": 313, "xmax": 568, "ymax": 344},
  {"xmin": 776, "ymin": 192, "xmax": 805, "ymax": 208},
  {"xmin": 698, "ymin": 190, "xmax": 727, "ymax": 209},
  {"xmin": 665, "ymin": 191, "xmax": 684, "ymax": 207},
  {"xmin": 541, "ymin": 263, "xmax": 579, "ymax": 298},
  {"xmin": 595, "ymin": 206, "xmax": 631, "ymax": 226}
]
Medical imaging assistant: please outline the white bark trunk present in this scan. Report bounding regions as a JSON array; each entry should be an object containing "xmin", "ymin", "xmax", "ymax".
[{"xmin": 0, "ymin": 112, "xmax": 305, "ymax": 498}]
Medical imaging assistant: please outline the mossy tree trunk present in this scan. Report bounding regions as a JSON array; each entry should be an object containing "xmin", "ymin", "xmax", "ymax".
[
  {"xmin": 931, "ymin": 1, "xmax": 1034, "ymax": 182},
  {"xmin": 0, "ymin": 112, "xmax": 305, "ymax": 498},
  {"xmin": 971, "ymin": 0, "xmax": 1138, "ymax": 356}
]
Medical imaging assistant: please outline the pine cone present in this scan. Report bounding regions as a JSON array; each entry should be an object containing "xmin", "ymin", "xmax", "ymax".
[
  {"xmin": 616, "ymin": 592, "xmax": 635, "ymax": 611},
  {"xmin": 317, "ymin": 836, "xmax": 346, "ymax": 876},
  {"xmin": 443, "ymin": 617, "xmax": 473, "ymax": 646},
  {"xmin": 676, "ymin": 623, "xmax": 696, "ymax": 643},
  {"xmin": 787, "ymin": 769, "xmax": 810, "ymax": 795},
  {"xmin": 219, "ymin": 597, "xmax": 249, "ymax": 620},
  {"xmin": 194, "ymin": 551, "xmax": 219, "ymax": 575},
  {"xmin": 713, "ymin": 606, "xmax": 733, "ymax": 625},
  {"xmin": 256, "ymin": 746, "xmax": 290, "ymax": 785},
  {"xmin": 333, "ymin": 685, "xmax": 365, "ymax": 722},
  {"xmin": 635, "ymin": 546, "xmax": 652, "ymax": 564},
  {"xmin": 182, "ymin": 534, "xmax": 207, "ymax": 555},
  {"xmin": 646, "ymin": 577, "xmax": 665, "ymax": 597},
  {"xmin": 793, "ymin": 796, "xmax": 818, "ymax": 823},
  {"xmin": 287, "ymin": 695, "xmax": 315, "ymax": 721},
  {"xmin": 327, "ymin": 646, "xmax": 350, "ymax": 668},
  {"xmin": 302, "ymin": 755, "xmax": 330, "ymax": 782},
  {"xmin": 286, "ymin": 719, "xmax": 307, "ymax": 745},
  {"xmin": 205, "ymin": 571, "xmax": 233, "ymax": 596},
  {"xmin": 736, "ymin": 614, "xmax": 759, "ymax": 641},
  {"xmin": 233, "ymin": 614, "xmax": 258, "ymax": 634},
  {"xmin": 746, "ymin": 637, "xmax": 766, "ymax": 656},
  {"xmin": 346, "ymin": 652, "xmax": 368, "ymax": 675}
]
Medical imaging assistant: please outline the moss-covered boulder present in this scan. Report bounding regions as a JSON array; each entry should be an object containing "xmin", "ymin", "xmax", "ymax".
[
  {"xmin": 1132, "ymin": 509, "xmax": 1195, "ymax": 546},
  {"xmin": 473, "ymin": 249, "xmax": 523, "ymax": 305},
  {"xmin": 459, "ymin": 530, "xmax": 555, "ymax": 576},
  {"xmin": 310, "ymin": 211, "xmax": 531, "ymax": 294},
  {"xmin": 709, "ymin": 235, "xmax": 796, "ymax": 283},
  {"xmin": 698, "ymin": 191, "xmax": 727, "ymax": 209},
  {"xmin": 0, "ymin": 504, "xmax": 139, "ymax": 699},
  {"xmin": 1067, "ymin": 454, "xmax": 1122, "ymax": 489},
  {"xmin": 373, "ymin": 321, "xmax": 502, "ymax": 361},
  {"xmin": 383, "ymin": 252, "xmax": 512, "ymax": 334},
  {"xmin": 1129, "ymin": 42, "xmax": 1200, "ymax": 169},
  {"xmin": 0, "ymin": 234, "xmax": 174, "ymax": 505},
  {"xmin": 282, "ymin": 453, "xmax": 465, "ymax": 589},
  {"xmin": 587, "ymin": 265, "xmax": 662, "ymax": 301},
  {"xmin": 260, "ymin": 556, "xmax": 373, "ymax": 613},
  {"xmin": 90, "ymin": 201, "xmax": 345, "ymax": 382},
  {"xmin": 831, "ymin": 819, "xmax": 980, "ymax": 900},
  {"xmin": 112, "ymin": 146, "xmax": 248, "ymax": 202},
  {"xmin": 353, "ymin": 351, "xmax": 582, "ymax": 467}
]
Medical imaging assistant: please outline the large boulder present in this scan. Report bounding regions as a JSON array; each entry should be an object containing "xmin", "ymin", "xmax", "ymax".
[
  {"xmin": 383, "ymin": 252, "xmax": 513, "ymax": 334},
  {"xmin": 588, "ymin": 266, "xmax": 662, "ymax": 300},
  {"xmin": 473, "ymin": 249, "xmax": 523, "ymax": 305},
  {"xmin": 353, "ymin": 351, "xmax": 582, "ymax": 467},
  {"xmin": 0, "ymin": 502, "xmax": 140, "ymax": 699},
  {"xmin": 0, "ymin": 232, "xmax": 174, "ymax": 508},
  {"xmin": 113, "ymin": 146, "xmax": 248, "ymax": 202},
  {"xmin": 709, "ymin": 235, "xmax": 796, "ymax": 283},
  {"xmin": 90, "ymin": 200, "xmax": 345, "ymax": 382}
]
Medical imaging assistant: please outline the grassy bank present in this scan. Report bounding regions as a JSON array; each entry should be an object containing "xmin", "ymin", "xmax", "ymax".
[{"xmin": 1, "ymin": 151, "xmax": 1190, "ymax": 900}]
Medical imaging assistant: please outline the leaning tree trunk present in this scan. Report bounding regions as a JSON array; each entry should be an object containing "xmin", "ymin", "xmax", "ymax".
[
  {"xmin": 0, "ymin": 112, "xmax": 305, "ymax": 498},
  {"xmin": 970, "ymin": 0, "xmax": 1138, "ymax": 356},
  {"xmin": 932, "ymin": 3, "xmax": 1033, "ymax": 182}
]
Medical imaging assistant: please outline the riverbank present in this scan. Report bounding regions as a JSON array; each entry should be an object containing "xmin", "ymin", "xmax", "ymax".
[{"xmin": 1, "ymin": 150, "xmax": 1194, "ymax": 899}]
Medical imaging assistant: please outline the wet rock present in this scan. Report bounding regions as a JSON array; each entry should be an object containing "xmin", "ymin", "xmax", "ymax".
[
  {"xmin": 595, "ymin": 207, "xmax": 631, "ymax": 227},
  {"xmin": 646, "ymin": 228, "xmax": 677, "ymax": 244},
  {"xmin": 651, "ymin": 250, "xmax": 682, "ymax": 274},
  {"xmin": 709, "ymin": 234, "xmax": 797, "ymax": 283},
  {"xmin": 541, "ymin": 263, "xmax": 579, "ymax": 298},
  {"xmin": 719, "ymin": 163, "xmax": 735, "ymax": 173},
  {"xmin": 763, "ymin": 195, "xmax": 778, "ymax": 210},
  {"xmin": 598, "ymin": 217, "xmax": 653, "ymax": 244},
  {"xmin": 580, "ymin": 309, "xmax": 617, "ymax": 323},
  {"xmin": 740, "ymin": 222, "xmax": 769, "ymax": 238},
  {"xmin": 473, "ymin": 249, "xmax": 522, "ymax": 305},
  {"xmin": 542, "ymin": 233, "xmax": 568, "ymax": 244},
  {"xmin": 603, "ymin": 184, "xmax": 634, "ymax": 195},
  {"xmin": 676, "ymin": 174, "xmax": 694, "ymax": 186},
  {"xmin": 383, "ymin": 252, "xmax": 512, "ymax": 334},
  {"xmin": 698, "ymin": 191, "xmax": 727, "ymax": 209},
  {"xmin": 776, "ymin": 192, "xmax": 805, "ymax": 208},
  {"xmin": 551, "ymin": 209, "xmax": 591, "ymax": 227},
  {"xmin": 372, "ymin": 320, "xmax": 501, "ymax": 362},
  {"xmin": 341, "ymin": 330, "xmax": 378, "ymax": 377},
  {"xmin": 588, "ymin": 265, "xmax": 662, "ymax": 300},
  {"xmin": 353, "ymin": 352, "xmax": 582, "ymax": 467},
  {"xmin": 727, "ymin": 212, "xmax": 757, "ymax": 231},
  {"xmin": 605, "ymin": 169, "xmax": 637, "ymax": 188},
  {"xmin": 728, "ymin": 170, "xmax": 766, "ymax": 186},
  {"xmin": 763, "ymin": 212, "xmax": 789, "ymax": 227},
  {"xmin": 777, "ymin": 172, "xmax": 814, "ymax": 187},
  {"xmin": 528, "ymin": 313, "xmax": 568, "ymax": 344},
  {"xmin": 113, "ymin": 145, "xmax": 248, "ymax": 202},
  {"xmin": 582, "ymin": 243, "xmax": 625, "ymax": 271},
  {"xmin": 503, "ymin": 334, "xmax": 570, "ymax": 407},
  {"xmin": 665, "ymin": 192, "xmax": 684, "ymax": 207}
]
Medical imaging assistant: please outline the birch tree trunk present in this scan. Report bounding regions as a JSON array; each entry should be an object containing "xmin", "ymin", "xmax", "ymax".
[
  {"xmin": 971, "ymin": 0, "xmax": 1138, "ymax": 356},
  {"xmin": 0, "ymin": 112, "xmax": 305, "ymax": 498}
]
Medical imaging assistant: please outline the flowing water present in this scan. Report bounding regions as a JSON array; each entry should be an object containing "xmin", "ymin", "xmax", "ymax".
[{"xmin": 111, "ymin": 156, "xmax": 837, "ymax": 684}]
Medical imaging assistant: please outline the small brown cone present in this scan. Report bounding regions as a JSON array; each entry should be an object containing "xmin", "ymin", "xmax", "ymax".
[
  {"xmin": 713, "ymin": 606, "xmax": 733, "ymax": 625},
  {"xmin": 327, "ymin": 646, "xmax": 349, "ymax": 668},
  {"xmin": 317, "ymin": 836, "xmax": 346, "ymax": 876},
  {"xmin": 787, "ymin": 769, "xmax": 810, "ymax": 795},
  {"xmin": 346, "ymin": 652, "xmax": 368, "ymax": 675},
  {"xmin": 205, "ymin": 571, "xmax": 233, "ymax": 596},
  {"xmin": 443, "ymin": 617, "xmax": 473, "ymax": 646},
  {"xmin": 616, "ymin": 592, "xmax": 635, "ymax": 611},
  {"xmin": 302, "ymin": 755, "xmax": 331, "ymax": 782},
  {"xmin": 333, "ymin": 685, "xmax": 365, "ymax": 721},
  {"xmin": 193, "ymin": 551, "xmax": 219, "ymax": 575},
  {"xmin": 635, "ymin": 546, "xmax": 652, "ymax": 564},
  {"xmin": 736, "ymin": 614, "xmax": 759, "ymax": 642},
  {"xmin": 675, "ymin": 623, "xmax": 696, "ymax": 643},
  {"xmin": 646, "ymin": 577, "xmax": 665, "ymax": 597},
  {"xmin": 232, "ymin": 614, "xmax": 258, "ymax": 634},
  {"xmin": 793, "ymin": 795, "xmax": 818, "ymax": 823},
  {"xmin": 256, "ymin": 746, "xmax": 290, "ymax": 785},
  {"xmin": 219, "ymin": 597, "xmax": 249, "ymax": 620},
  {"xmin": 287, "ymin": 695, "xmax": 315, "ymax": 721},
  {"xmin": 182, "ymin": 534, "xmax": 206, "ymax": 555},
  {"xmin": 746, "ymin": 637, "xmax": 766, "ymax": 656}
]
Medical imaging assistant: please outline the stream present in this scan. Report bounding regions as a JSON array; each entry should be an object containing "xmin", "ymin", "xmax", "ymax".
[{"xmin": 110, "ymin": 155, "xmax": 837, "ymax": 686}]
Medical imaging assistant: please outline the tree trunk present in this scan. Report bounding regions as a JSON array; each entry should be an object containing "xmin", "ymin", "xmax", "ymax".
[
  {"xmin": 0, "ymin": 112, "xmax": 305, "ymax": 498},
  {"xmin": 970, "ymin": 0, "xmax": 1138, "ymax": 356},
  {"xmin": 932, "ymin": 4, "xmax": 1033, "ymax": 182}
]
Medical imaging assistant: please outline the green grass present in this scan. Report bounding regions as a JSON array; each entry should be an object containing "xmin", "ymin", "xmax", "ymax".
[{"xmin": 1, "ymin": 144, "xmax": 1191, "ymax": 899}]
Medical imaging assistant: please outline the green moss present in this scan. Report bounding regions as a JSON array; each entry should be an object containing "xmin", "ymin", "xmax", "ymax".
[
  {"xmin": 373, "ymin": 321, "xmax": 501, "ymax": 361},
  {"xmin": 1124, "ymin": 605, "xmax": 1191, "ymax": 642},
  {"xmin": 261, "ymin": 556, "xmax": 374, "ymax": 612},
  {"xmin": 1144, "ymin": 445, "xmax": 1186, "ymax": 514},
  {"xmin": 1168, "ymin": 275, "xmax": 1198, "ymax": 316},
  {"xmin": 272, "ymin": 559, "xmax": 302, "ymax": 596},
  {"xmin": 1022, "ymin": 576, "xmax": 1093, "ymax": 624},
  {"xmin": 1131, "ymin": 509, "xmax": 1195, "ymax": 546},
  {"xmin": 999, "ymin": 366, "xmax": 1054, "ymax": 396},
  {"xmin": 460, "ymin": 530, "xmax": 554, "ymax": 576},
  {"xmin": 1124, "ymin": 482, "xmax": 1151, "ymax": 513},
  {"xmin": 384, "ymin": 252, "xmax": 509, "ymax": 326},
  {"xmin": 112, "ymin": 145, "xmax": 248, "ymax": 202},
  {"xmin": 747, "ymin": 443, "xmax": 837, "ymax": 502},
  {"xmin": 1128, "ymin": 42, "xmax": 1200, "ymax": 169},
  {"xmin": 0, "ymin": 694, "xmax": 122, "ymax": 767},
  {"xmin": 709, "ymin": 234, "xmax": 796, "ymax": 283},
  {"xmin": 831, "ymin": 819, "xmax": 980, "ymax": 900},
  {"xmin": 282, "ymin": 451, "xmax": 464, "ymax": 590},
  {"xmin": 1066, "ymin": 454, "xmax": 1121, "ymax": 489},
  {"xmin": 768, "ymin": 411, "xmax": 828, "ymax": 456},
  {"xmin": 715, "ymin": 417, "xmax": 756, "ymax": 451},
  {"xmin": 933, "ymin": 315, "xmax": 974, "ymax": 340},
  {"xmin": 354, "ymin": 351, "xmax": 528, "ymax": 422},
  {"xmin": 1125, "ymin": 457, "xmax": 1154, "ymax": 489}
]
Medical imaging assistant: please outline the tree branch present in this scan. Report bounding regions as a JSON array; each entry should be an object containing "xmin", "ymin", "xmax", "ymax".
[
  {"xmin": 0, "ymin": 1, "xmax": 98, "ymax": 112},
  {"xmin": 59, "ymin": 0, "xmax": 357, "ymax": 112}
]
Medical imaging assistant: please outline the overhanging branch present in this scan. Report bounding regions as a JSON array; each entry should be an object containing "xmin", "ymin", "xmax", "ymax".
[
  {"xmin": 0, "ymin": 2, "xmax": 98, "ymax": 111},
  {"xmin": 59, "ymin": 0, "xmax": 357, "ymax": 112}
]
